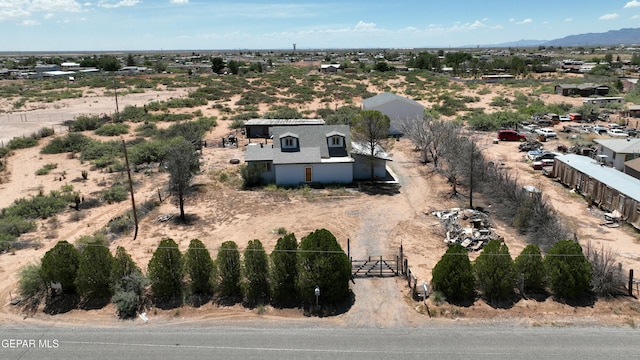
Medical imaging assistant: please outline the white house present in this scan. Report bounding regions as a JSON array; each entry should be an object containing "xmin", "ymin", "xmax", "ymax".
[
  {"xmin": 244, "ymin": 125, "xmax": 392, "ymax": 186},
  {"xmin": 362, "ymin": 92, "xmax": 426, "ymax": 137},
  {"xmin": 593, "ymin": 138, "xmax": 640, "ymax": 171}
]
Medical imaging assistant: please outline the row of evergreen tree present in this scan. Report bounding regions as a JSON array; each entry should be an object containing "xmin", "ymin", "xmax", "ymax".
[
  {"xmin": 431, "ymin": 239, "xmax": 596, "ymax": 305},
  {"xmin": 21, "ymin": 229, "xmax": 352, "ymax": 318}
]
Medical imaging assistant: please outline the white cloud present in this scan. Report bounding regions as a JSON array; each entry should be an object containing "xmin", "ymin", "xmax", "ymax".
[
  {"xmin": 624, "ymin": 1, "xmax": 640, "ymax": 8},
  {"xmin": 170, "ymin": 0, "xmax": 188, "ymax": 3},
  {"xmin": 98, "ymin": 0, "xmax": 141, "ymax": 8},
  {"xmin": 0, "ymin": 0, "xmax": 83, "ymax": 21},
  {"xmin": 354, "ymin": 21, "xmax": 377, "ymax": 31},
  {"xmin": 508, "ymin": 18, "xmax": 515, "ymax": 22},
  {"xmin": 22, "ymin": 19, "xmax": 39, "ymax": 26},
  {"xmin": 516, "ymin": 18, "xmax": 532, "ymax": 25},
  {"xmin": 44, "ymin": 13, "xmax": 54, "ymax": 19},
  {"xmin": 468, "ymin": 20, "xmax": 486, "ymax": 29},
  {"xmin": 565, "ymin": 18, "xmax": 573, "ymax": 22},
  {"xmin": 599, "ymin": 13, "xmax": 620, "ymax": 20}
]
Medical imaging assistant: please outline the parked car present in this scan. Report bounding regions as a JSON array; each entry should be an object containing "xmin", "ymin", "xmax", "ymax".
[
  {"xmin": 535, "ymin": 128, "xmax": 557, "ymax": 139},
  {"xmin": 533, "ymin": 152, "xmax": 560, "ymax": 161},
  {"xmin": 607, "ymin": 128, "xmax": 628, "ymax": 137},
  {"xmin": 526, "ymin": 149, "xmax": 543, "ymax": 160},
  {"xmin": 497, "ymin": 129, "xmax": 527, "ymax": 141},
  {"xmin": 532, "ymin": 159, "xmax": 555, "ymax": 170},
  {"xmin": 592, "ymin": 125, "xmax": 608, "ymax": 135},
  {"xmin": 559, "ymin": 115, "xmax": 570, "ymax": 122}
]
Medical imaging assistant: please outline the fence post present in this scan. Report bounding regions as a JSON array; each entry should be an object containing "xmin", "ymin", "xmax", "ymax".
[
  {"xmin": 629, "ymin": 269, "xmax": 634, "ymax": 297},
  {"xmin": 347, "ymin": 238, "xmax": 350, "ymax": 260},
  {"xmin": 380, "ymin": 255, "xmax": 383, "ymax": 277}
]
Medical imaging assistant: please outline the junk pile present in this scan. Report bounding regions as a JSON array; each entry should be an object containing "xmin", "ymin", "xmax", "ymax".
[
  {"xmin": 431, "ymin": 208, "xmax": 499, "ymax": 251},
  {"xmin": 518, "ymin": 141, "xmax": 543, "ymax": 152}
]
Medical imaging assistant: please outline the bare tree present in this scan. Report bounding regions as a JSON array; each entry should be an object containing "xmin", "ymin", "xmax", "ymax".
[
  {"xmin": 400, "ymin": 113, "xmax": 453, "ymax": 169},
  {"xmin": 165, "ymin": 138, "xmax": 200, "ymax": 222},
  {"xmin": 584, "ymin": 240, "xmax": 625, "ymax": 296},
  {"xmin": 351, "ymin": 110, "xmax": 391, "ymax": 180}
]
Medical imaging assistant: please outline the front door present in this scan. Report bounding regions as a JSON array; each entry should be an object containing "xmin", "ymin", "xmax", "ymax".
[{"xmin": 305, "ymin": 167, "xmax": 312, "ymax": 182}]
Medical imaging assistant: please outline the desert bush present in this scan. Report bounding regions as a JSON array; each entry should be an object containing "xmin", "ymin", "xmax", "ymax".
[
  {"xmin": 107, "ymin": 213, "xmax": 134, "ymax": 235},
  {"xmin": 119, "ymin": 105, "xmax": 147, "ymax": 121},
  {"xmin": 4, "ymin": 190, "xmax": 74, "ymax": 219},
  {"xmin": 41, "ymin": 133, "xmax": 92, "ymax": 154},
  {"xmin": 216, "ymin": 241, "xmax": 242, "ymax": 298},
  {"xmin": 7, "ymin": 136, "xmax": 38, "ymax": 150},
  {"xmin": 431, "ymin": 244, "xmax": 475, "ymax": 304},
  {"xmin": 135, "ymin": 122, "xmax": 158, "ymax": 137},
  {"xmin": 297, "ymin": 229, "xmax": 351, "ymax": 307},
  {"xmin": 112, "ymin": 271, "xmax": 149, "ymax": 319},
  {"xmin": 95, "ymin": 123, "xmax": 130, "ymax": 136},
  {"xmin": 584, "ymin": 241, "xmax": 625, "ymax": 297},
  {"xmin": 19, "ymin": 263, "xmax": 45, "ymax": 299},
  {"xmin": 0, "ymin": 215, "xmax": 37, "ymax": 237},
  {"xmin": 240, "ymin": 163, "xmax": 263, "ymax": 189},
  {"xmin": 101, "ymin": 184, "xmax": 128, "ymax": 204},
  {"xmin": 545, "ymin": 240, "xmax": 592, "ymax": 300},
  {"xmin": 70, "ymin": 114, "xmax": 105, "ymax": 132},
  {"xmin": 36, "ymin": 163, "xmax": 57, "ymax": 175}
]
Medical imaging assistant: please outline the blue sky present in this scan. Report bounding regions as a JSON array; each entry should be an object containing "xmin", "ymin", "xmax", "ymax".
[{"xmin": 2, "ymin": 0, "xmax": 640, "ymax": 51}]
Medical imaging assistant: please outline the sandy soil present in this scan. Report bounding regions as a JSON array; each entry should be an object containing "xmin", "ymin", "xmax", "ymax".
[{"xmin": 1, "ymin": 75, "xmax": 640, "ymax": 328}]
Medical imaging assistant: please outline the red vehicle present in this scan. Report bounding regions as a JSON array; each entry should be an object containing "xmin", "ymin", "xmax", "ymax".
[{"xmin": 497, "ymin": 129, "xmax": 527, "ymax": 141}]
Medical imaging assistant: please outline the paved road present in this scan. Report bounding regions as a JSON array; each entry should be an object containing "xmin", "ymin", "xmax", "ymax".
[{"xmin": 1, "ymin": 323, "xmax": 638, "ymax": 360}]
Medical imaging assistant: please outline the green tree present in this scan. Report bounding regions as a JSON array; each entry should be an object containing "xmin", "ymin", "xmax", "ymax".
[
  {"xmin": 41, "ymin": 240, "xmax": 80, "ymax": 294},
  {"xmin": 126, "ymin": 53, "xmax": 136, "ymax": 66},
  {"xmin": 111, "ymin": 246, "xmax": 142, "ymax": 288},
  {"xmin": 270, "ymin": 233, "xmax": 299, "ymax": 306},
  {"xmin": 99, "ymin": 55, "xmax": 121, "ymax": 71},
  {"xmin": 185, "ymin": 238, "xmax": 214, "ymax": 295},
  {"xmin": 351, "ymin": 110, "xmax": 391, "ymax": 180},
  {"xmin": 148, "ymin": 238, "xmax": 183, "ymax": 304},
  {"xmin": 474, "ymin": 240, "xmax": 515, "ymax": 303},
  {"xmin": 211, "ymin": 57, "xmax": 225, "ymax": 73},
  {"xmin": 164, "ymin": 138, "xmax": 200, "ymax": 221},
  {"xmin": 297, "ymin": 229, "xmax": 351, "ymax": 306},
  {"xmin": 75, "ymin": 240, "xmax": 114, "ymax": 303},
  {"xmin": 244, "ymin": 239, "xmax": 270, "ymax": 305},
  {"xmin": 216, "ymin": 241, "xmax": 242, "ymax": 298},
  {"xmin": 514, "ymin": 244, "xmax": 547, "ymax": 293},
  {"xmin": 545, "ymin": 240, "xmax": 592, "ymax": 299},
  {"xmin": 374, "ymin": 61, "xmax": 392, "ymax": 72},
  {"xmin": 431, "ymin": 244, "xmax": 475, "ymax": 303}
]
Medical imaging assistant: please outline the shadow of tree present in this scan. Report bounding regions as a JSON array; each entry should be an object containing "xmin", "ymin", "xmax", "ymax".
[
  {"xmin": 153, "ymin": 296, "xmax": 183, "ymax": 310},
  {"xmin": 304, "ymin": 290, "xmax": 355, "ymax": 317},
  {"xmin": 186, "ymin": 293, "xmax": 212, "ymax": 308},
  {"xmin": 79, "ymin": 297, "xmax": 111, "ymax": 310},
  {"xmin": 357, "ymin": 182, "xmax": 401, "ymax": 196},
  {"xmin": 44, "ymin": 294, "xmax": 80, "ymax": 315}
]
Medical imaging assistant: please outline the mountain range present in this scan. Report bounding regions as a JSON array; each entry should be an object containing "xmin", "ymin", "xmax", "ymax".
[{"xmin": 479, "ymin": 28, "xmax": 640, "ymax": 48}]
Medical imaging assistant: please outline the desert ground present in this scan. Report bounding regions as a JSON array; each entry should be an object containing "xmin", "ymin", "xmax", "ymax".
[{"xmin": 1, "ymin": 73, "xmax": 640, "ymax": 328}]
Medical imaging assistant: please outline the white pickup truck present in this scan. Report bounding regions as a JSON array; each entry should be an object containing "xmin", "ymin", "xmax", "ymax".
[{"xmin": 535, "ymin": 128, "xmax": 557, "ymax": 139}]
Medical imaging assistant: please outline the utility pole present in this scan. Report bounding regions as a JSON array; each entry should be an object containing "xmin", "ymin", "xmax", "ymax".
[
  {"xmin": 122, "ymin": 139, "xmax": 138, "ymax": 240},
  {"xmin": 113, "ymin": 73, "xmax": 119, "ymax": 114}
]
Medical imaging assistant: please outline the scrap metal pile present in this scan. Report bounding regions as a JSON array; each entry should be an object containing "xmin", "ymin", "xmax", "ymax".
[{"xmin": 431, "ymin": 208, "xmax": 500, "ymax": 251}]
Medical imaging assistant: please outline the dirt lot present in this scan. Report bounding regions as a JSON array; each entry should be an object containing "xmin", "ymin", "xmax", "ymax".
[{"xmin": 1, "ymin": 76, "xmax": 640, "ymax": 328}]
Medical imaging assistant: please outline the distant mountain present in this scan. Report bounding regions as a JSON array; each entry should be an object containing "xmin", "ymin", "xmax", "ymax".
[
  {"xmin": 543, "ymin": 28, "xmax": 640, "ymax": 47},
  {"xmin": 475, "ymin": 28, "xmax": 640, "ymax": 48}
]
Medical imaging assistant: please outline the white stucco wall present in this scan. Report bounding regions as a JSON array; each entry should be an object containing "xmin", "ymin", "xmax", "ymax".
[{"xmin": 275, "ymin": 163, "xmax": 353, "ymax": 186}]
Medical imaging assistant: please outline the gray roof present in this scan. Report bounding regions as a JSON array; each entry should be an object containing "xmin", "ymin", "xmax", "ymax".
[
  {"xmin": 556, "ymin": 154, "xmax": 640, "ymax": 201},
  {"xmin": 556, "ymin": 83, "xmax": 608, "ymax": 90},
  {"xmin": 362, "ymin": 92, "xmax": 425, "ymax": 110},
  {"xmin": 246, "ymin": 125, "xmax": 353, "ymax": 164},
  {"xmin": 244, "ymin": 119, "xmax": 325, "ymax": 126},
  {"xmin": 593, "ymin": 138, "xmax": 640, "ymax": 154}
]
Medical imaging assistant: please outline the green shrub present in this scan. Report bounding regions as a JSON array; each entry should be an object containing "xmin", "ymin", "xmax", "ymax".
[
  {"xmin": 297, "ymin": 229, "xmax": 351, "ymax": 307},
  {"xmin": 0, "ymin": 215, "xmax": 37, "ymax": 237},
  {"xmin": 216, "ymin": 241, "xmax": 242, "ymax": 297},
  {"xmin": 36, "ymin": 163, "xmax": 57, "ymax": 175},
  {"xmin": 41, "ymin": 133, "xmax": 92, "ymax": 154},
  {"xmin": 148, "ymin": 238, "xmax": 183, "ymax": 304},
  {"xmin": 41, "ymin": 240, "xmax": 80, "ymax": 294},
  {"xmin": 545, "ymin": 240, "xmax": 592, "ymax": 300},
  {"xmin": 185, "ymin": 239, "xmax": 214, "ymax": 295},
  {"xmin": 7, "ymin": 136, "xmax": 38, "ymax": 150},
  {"xmin": 19, "ymin": 263, "xmax": 45, "ymax": 298},
  {"xmin": 474, "ymin": 240, "xmax": 515, "ymax": 303},
  {"xmin": 243, "ymin": 239, "xmax": 270, "ymax": 305},
  {"xmin": 431, "ymin": 244, "xmax": 475, "ymax": 304},
  {"xmin": 101, "ymin": 184, "xmax": 129, "ymax": 204},
  {"xmin": 270, "ymin": 233, "xmax": 298, "ymax": 305},
  {"xmin": 70, "ymin": 114, "xmax": 105, "ymax": 131},
  {"xmin": 514, "ymin": 244, "xmax": 547, "ymax": 293},
  {"xmin": 75, "ymin": 240, "xmax": 114, "ymax": 302},
  {"xmin": 4, "ymin": 190, "xmax": 74, "ymax": 219},
  {"xmin": 95, "ymin": 123, "xmax": 130, "ymax": 136}
]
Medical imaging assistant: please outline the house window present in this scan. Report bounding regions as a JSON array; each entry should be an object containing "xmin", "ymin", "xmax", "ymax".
[
  {"xmin": 329, "ymin": 136, "xmax": 343, "ymax": 147},
  {"xmin": 264, "ymin": 162, "xmax": 272, "ymax": 172},
  {"xmin": 282, "ymin": 137, "xmax": 297, "ymax": 149}
]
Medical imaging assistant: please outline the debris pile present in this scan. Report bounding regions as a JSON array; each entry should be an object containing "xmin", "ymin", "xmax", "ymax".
[
  {"xmin": 431, "ymin": 208, "xmax": 500, "ymax": 251},
  {"xmin": 518, "ymin": 141, "xmax": 543, "ymax": 152}
]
